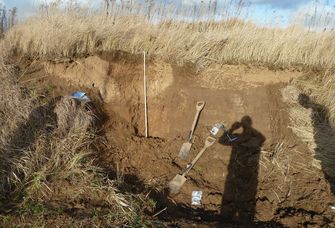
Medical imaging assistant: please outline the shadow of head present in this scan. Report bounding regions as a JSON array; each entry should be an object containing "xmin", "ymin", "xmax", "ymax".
[
  {"xmin": 220, "ymin": 115, "xmax": 266, "ymax": 149},
  {"xmin": 298, "ymin": 93, "xmax": 311, "ymax": 108},
  {"xmin": 241, "ymin": 115, "xmax": 252, "ymax": 130},
  {"xmin": 241, "ymin": 116, "xmax": 266, "ymax": 148}
]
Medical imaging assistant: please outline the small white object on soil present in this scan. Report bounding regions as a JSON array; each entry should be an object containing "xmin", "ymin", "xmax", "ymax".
[
  {"xmin": 210, "ymin": 123, "xmax": 224, "ymax": 136},
  {"xmin": 192, "ymin": 191, "xmax": 203, "ymax": 206}
]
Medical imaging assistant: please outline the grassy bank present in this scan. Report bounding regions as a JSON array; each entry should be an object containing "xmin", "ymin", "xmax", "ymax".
[
  {"xmin": 0, "ymin": 63, "xmax": 154, "ymax": 226},
  {"xmin": 1, "ymin": 3, "xmax": 335, "ymax": 70}
]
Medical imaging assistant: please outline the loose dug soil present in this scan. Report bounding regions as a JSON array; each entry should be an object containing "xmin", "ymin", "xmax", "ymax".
[{"xmin": 20, "ymin": 52, "xmax": 335, "ymax": 227}]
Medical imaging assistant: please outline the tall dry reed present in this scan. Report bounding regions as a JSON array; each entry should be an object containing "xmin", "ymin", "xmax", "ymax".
[{"xmin": 1, "ymin": 2, "xmax": 335, "ymax": 70}]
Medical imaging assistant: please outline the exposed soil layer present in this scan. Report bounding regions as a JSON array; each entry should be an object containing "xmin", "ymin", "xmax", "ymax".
[{"xmin": 20, "ymin": 52, "xmax": 335, "ymax": 226}]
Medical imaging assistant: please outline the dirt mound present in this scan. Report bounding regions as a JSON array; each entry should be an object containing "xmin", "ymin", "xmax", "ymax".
[{"xmin": 20, "ymin": 53, "xmax": 335, "ymax": 226}]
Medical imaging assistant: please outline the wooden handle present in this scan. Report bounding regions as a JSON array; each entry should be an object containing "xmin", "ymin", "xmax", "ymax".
[
  {"xmin": 183, "ymin": 136, "xmax": 216, "ymax": 175},
  {"xmin": 196, "ymin": 101, "xmax": 205, "ymax": 111},
  {"xmin": 188, "ymin": 101, "xmax": 205, "ymax": 141}
]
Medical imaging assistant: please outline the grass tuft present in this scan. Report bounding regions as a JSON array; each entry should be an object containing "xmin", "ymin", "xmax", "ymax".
[{"xmin": 0, "ymin": 66, "xmax": 138, "ymax": 226}]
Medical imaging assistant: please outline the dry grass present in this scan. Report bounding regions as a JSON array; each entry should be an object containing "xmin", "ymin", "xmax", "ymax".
[
  {"xmin": 0, "ymin": 66, "xmax": 140, "ymax": 226},
  {"xmin": 295, "ymin": 71, "xmax": 335, "ymax": 126},
  {"xmin": 0, "ymin": 65, "xmax": 33, "ymax": 194},
  {"xmin": 295, "ymin": 72, "xmax": 335, "ymax": 179},
  {"xmin": 281, "ymin": 84, "xmax": 335, "ymax": 179},
  {"xmin": 1, "ymin": 3, "xmax": 335, "ymax": 70}
]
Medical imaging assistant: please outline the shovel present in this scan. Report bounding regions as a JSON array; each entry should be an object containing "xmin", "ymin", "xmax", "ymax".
[
  {"xmin": 178, "ymin": 101, "xmax": 205, "ymax": 159},
  {"xmin": 169, "ymin": 136, "xmax": 216, "ymax": 195}
]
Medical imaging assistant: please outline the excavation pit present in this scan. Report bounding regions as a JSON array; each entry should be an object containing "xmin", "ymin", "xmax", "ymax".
[{"xmin": 19, "ymin": 52, "xmax": 335, "ymax": 226}]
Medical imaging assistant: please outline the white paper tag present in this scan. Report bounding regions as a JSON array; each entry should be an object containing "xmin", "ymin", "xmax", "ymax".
[
  {"xmin": 210, "ymin": 127, "xmax": 220, "ymax": 136},
  {"xmin": 192, "ymin": 191, "xmax": 203, "ymax": 206}
]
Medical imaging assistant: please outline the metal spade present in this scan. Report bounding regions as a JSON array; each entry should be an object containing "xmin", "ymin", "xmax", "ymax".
[
  {"xmin": 169, "ymin": 136, "xmax": 216, "ymax": 195},
  {"xmin": 178, "ymin": 101, "xmax": 205, "ymax": 159}
]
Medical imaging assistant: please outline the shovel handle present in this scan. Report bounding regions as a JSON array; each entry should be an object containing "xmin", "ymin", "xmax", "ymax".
[
  {"xmin": 188, "ymin": 101, "xmax": 205, "ymax": 141},
  {"xmin": 183, "ymin": 136, "xmax": 216, "ymax": 175},
  {"xmin": 196, "ymin": 101, "xmax": 206, "ymax": 111}
]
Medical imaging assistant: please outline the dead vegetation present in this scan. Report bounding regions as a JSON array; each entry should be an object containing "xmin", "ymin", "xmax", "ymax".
[
  {"xmin": 0, "ymin": 66, "xmax": 151, "ymax": 226},
  {"xmin": 2, "ymin": 2, "xmax": 335, "ymax": 70},
  {"xmin": 282, "ymin": 82, "xmax": 335, "ymax": 185}
]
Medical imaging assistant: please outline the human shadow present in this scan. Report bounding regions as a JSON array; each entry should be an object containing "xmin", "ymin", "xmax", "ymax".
[
  {"xmin": 0, "ymin": 97, "xmax": 60, "ymax": 213},
  {"xmin": 219, "ymin": 116, "xmax": 266, "ymax": 224},
  {"xmin": 1, "ymin": 97, "xmax": 60, "ymax": 198},
  {"xmin": 1, "ymin": 95, "xmax": 105, "ymax": 210},
  {"xmin": 8, "ymin": 99, "xmax": 59, "ymax": 148},
  {"xmin": 298, "ymin": 94, "xmax": 335, "ymax": 194}
]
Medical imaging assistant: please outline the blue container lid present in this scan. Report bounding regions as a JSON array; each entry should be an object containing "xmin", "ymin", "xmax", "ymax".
[{"xmin": 71, "ymin": 91, "xmax": 90, "ymax": 102}]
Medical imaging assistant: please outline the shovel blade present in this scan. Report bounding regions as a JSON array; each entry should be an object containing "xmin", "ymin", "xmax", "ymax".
[
  {"xmin": 168, "ymin": 174, "xmax": 187, "ymax": 195},
  {"xmin": 178, "ymin": 142, "xmax": 192, "ymax": 160}
]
